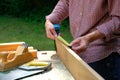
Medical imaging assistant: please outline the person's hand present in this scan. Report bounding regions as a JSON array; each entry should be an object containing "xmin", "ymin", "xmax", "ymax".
[
  {"xmin": 70, "ymin": 30, "xmax": 105, "ymax": 54},
  {"xmin": 70, "ymin": 36, "xmax": 89, "ymax": 54},
  {"xmin": 45, "ymin": 19, "xmax": 57, "ymax": 40}
]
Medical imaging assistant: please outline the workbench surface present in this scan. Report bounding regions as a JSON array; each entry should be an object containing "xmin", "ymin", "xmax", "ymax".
[{"xmin": 22, "ymin": 51, "xmax": 74, "ymax": 80}]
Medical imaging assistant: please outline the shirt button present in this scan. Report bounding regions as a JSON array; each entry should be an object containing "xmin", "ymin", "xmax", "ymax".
[{"xmin": 80, "ymin": 12, "xmax": 83, "ymax": 16}]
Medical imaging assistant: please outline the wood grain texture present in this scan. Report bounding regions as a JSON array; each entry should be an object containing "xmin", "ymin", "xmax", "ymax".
[
  {"xmin": 0, "ymin": 42, "xmax": 25, "ymax": 51},
  {"xmin": 0, "ymin": 42, "xmax": 37, "ymax": 71},
  {"xmin": 0, "ymin": 42, "xmax": 37, "ymax": 58},
  {"xmin": 55, "ymin": 38, "xmax": 104, "ymax": 80},
  {"xmin": 0, "ymin": 52, "xmax": 33, "ymax": 71}
]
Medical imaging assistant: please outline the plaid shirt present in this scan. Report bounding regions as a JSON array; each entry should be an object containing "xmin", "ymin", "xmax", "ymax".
[{"xmin": 46, "ymin": 0, "xmax": 120, "ymax": 63}]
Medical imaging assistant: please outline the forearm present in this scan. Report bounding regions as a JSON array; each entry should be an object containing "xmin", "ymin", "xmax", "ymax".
[
  {"xmin": 84, "ymin": 30, "xmax": 105, "ymax": 43},
  {"xmin": 96, "ymin": 0, "xmax": 120, "ymax": 41},
  {"xmin": 97, "ymin": 17, "xmax": 120, "ymax": 41}
]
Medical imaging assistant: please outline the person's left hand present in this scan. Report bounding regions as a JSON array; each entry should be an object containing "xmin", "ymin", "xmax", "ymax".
[
  {"xmin": 70, "ymin": 30, "xmax": 105, "ymax": 54},
  {"xmin": 70, "ymin": 36, "xmax": 89, "ymax": 54}
]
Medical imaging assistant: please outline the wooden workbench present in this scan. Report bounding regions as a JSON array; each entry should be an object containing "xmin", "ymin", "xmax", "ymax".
[
  {"xmin": 22, "ymin": 51, "xmax": 75, "ymax": 80},
  {"xmin": 24, "ymin": 37, "xmax": 103, "ymax": 80},
  {"xmin": 0, "ymin": 38, "xmax": 104, "ymax": 80}
]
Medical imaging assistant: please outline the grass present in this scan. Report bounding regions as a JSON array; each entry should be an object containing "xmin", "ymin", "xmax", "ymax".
[{"xmin": 0, "ymin": 16, "xmax": 73, "ymax": 50}]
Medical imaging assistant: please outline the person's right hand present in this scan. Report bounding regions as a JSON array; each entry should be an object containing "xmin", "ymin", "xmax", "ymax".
[{"xmin": 45, "ymin": 19, "xmax": 57, "ymax": 40}]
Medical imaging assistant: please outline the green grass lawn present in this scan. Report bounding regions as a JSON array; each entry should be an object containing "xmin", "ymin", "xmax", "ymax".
[{"xmin": 0, "ymin": 16, "xmax": 73, "ymax": 50}]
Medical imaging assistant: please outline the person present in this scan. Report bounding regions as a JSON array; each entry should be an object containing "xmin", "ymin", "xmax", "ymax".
[{"xmin": 45, "ymin": 0, "xmax": 120, "ymax": 80}]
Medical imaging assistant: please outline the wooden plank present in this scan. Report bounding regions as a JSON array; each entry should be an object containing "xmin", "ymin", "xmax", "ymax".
[
  {"xmin": 29, "ymin": 49, "xmax": 37, "ymax": 58},
  {"xmin": 0, "ymin": 42, "xmax": 25, "ymax": 51},
  {"xmin": 55, "ymin": 38, "xmax": 104, "ymax": 80},
  {"xmin": 0, "ymin": 42, "xmax": 37, "ymax": 58},
  {"xmin": 7, "ymin": 49, "xmax": 37, "ymax": 60}
]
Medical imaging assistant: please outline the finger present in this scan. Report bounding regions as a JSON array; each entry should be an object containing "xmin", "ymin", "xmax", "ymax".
[
  {"xmin": 72, "ymin": 44, "xmax": 87, "ymax": 53},
  {"xmin": 50, "ymin": 28, "xmax": 57, "ymax": 38},
  {"xmin": 45, "ymin": 25, "xmax": 56, "ymax": 40},
  {"xmin": 70, "ymin": 38, "xmax": 80, "ymax": 46},
  {"xmin": 45, "ymin": 20, "xmax": 56, "ymax": 40},
  {"xmin": 46, "ymin": 29, "xmax": 55, "ymax": 40}
]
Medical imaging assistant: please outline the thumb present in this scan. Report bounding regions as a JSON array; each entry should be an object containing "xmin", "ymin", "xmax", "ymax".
[
  {"xmin": 50, "ymin": 28, "xmax": 57, "ymax": 38},
  {"xmin": 70, "ymin": 38, "xmax": 80, "ymax": 46}
]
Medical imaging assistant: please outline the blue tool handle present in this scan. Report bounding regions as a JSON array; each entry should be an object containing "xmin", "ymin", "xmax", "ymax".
[{"xmin": 53, "ymin": 24, "xmax": 60, "ymax": 35}]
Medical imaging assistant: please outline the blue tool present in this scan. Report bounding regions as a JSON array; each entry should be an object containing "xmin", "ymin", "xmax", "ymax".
[
  {"xmin": 53, "ymin": 24, "xmax": 60, "ymax": 51},
  {"xmin": 53, "ymin": 24, "xmax": 60, "ymax": 35},
  {"xmin": 53, "ymin": 24, "xmax": 72, "ymax": 49}
]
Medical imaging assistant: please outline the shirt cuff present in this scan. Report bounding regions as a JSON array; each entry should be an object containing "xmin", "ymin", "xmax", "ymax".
[{"xmin": 96, "ymin": 21, "xmax": 113, "ymax": 41}]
